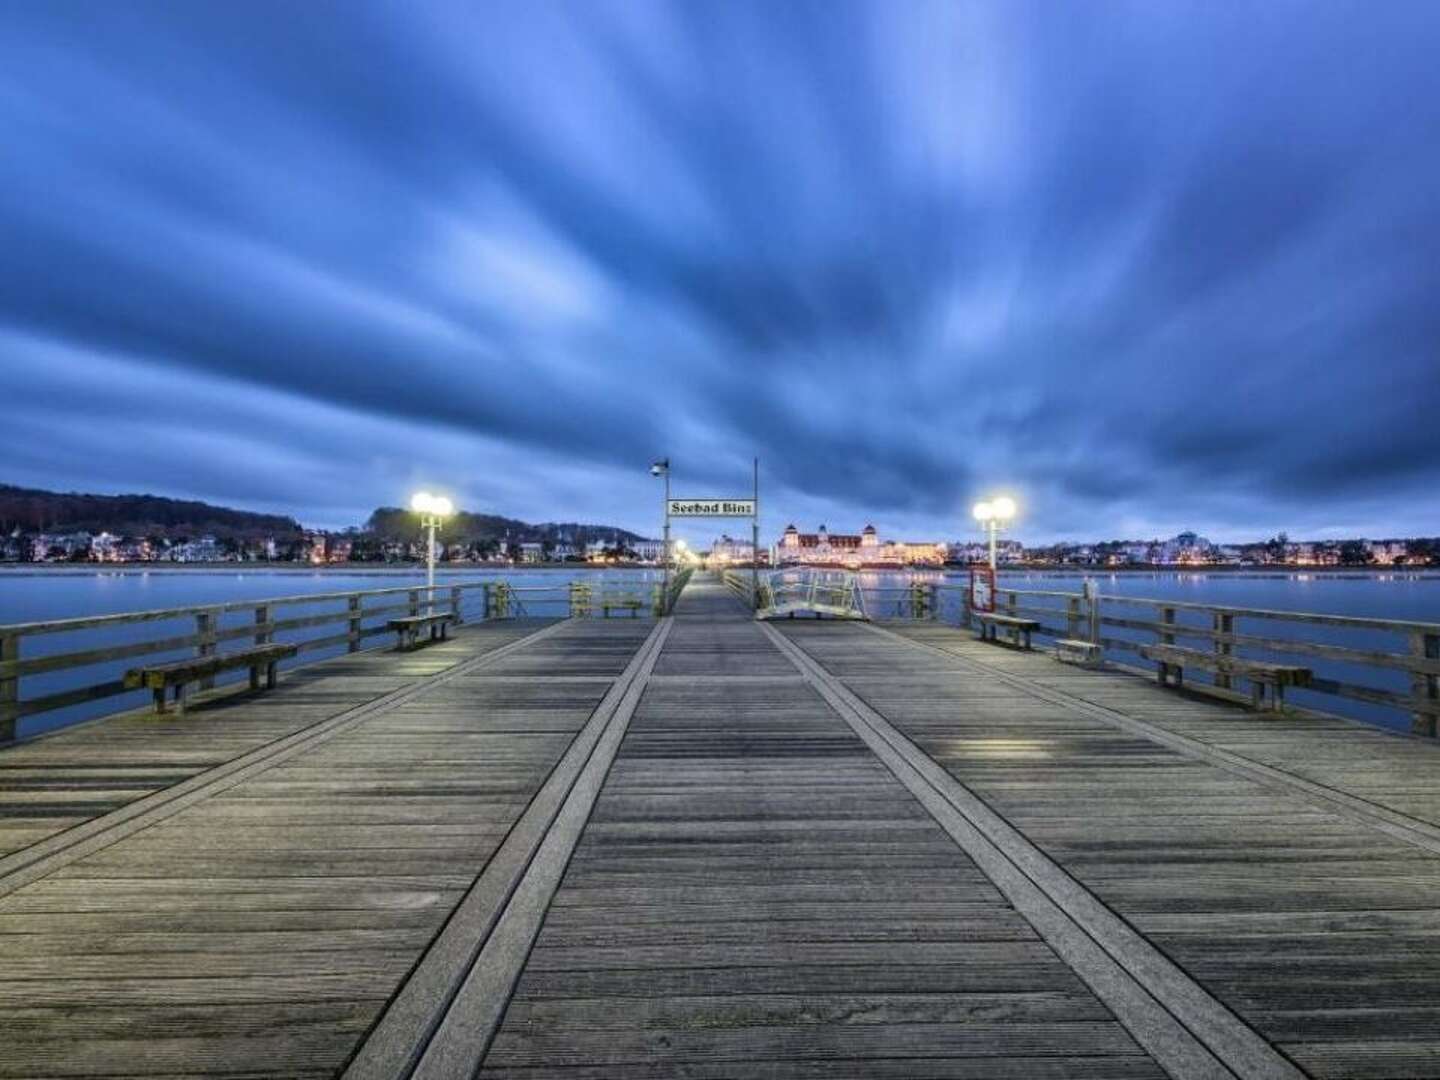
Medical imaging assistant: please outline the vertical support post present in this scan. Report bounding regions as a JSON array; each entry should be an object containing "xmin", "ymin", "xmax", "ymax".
[
  {"xmin": 0, "ymin": 632, "xmax": 18, "ymax": 743},
  {"xmin": 1085, "ymin": 580, "xmax": 1100, "ymax": 644},
  {"xmin": 483, "ymin": 583, "xmax": 493, "ymax": 621},
  {"xmin": 1411, "ymin": 631, "xmax": 1439, "ymax": 737},
  {"xmin": 1006, "ymin": 591, "xmax": 1018, "ymax": 619},
  {"xmin": 927, "ymin": 582, "xmax": 937, "ymax": 620},
  {"xmin": 1160, "ymin": 606, "xmax": 1176, "ymax": 646},
  {"xmin": 751, "ymin": 456, "xmax": 760, "ymax": 613},
  {"xmin": 1066, "ymin": 596, "xmax": 1080, "ymax": 639},
  {"xmin": 408, "ymin": 589, "xmax": 420, "ymax": 619},
  {"xmin": 195, "ymin": 612, "xmax": 216, "ymax": 690},
  {"xmin": 347, "ymin": 596, "xmax": 361, "ymax": 652},
  {"xmin": 450, "ymin": 585, "xmax": 463, "ymax": 625},
  {"xmin": 255, "ymin": 604, "xmax": 272, "ymax": 646},
  {"xmin": 662, "ymin": 467, "xmax": 671, "ymax": 615},
  {"xmin": 1214, "ymin": 611, "xmax": 1234, "ymax": 690}
]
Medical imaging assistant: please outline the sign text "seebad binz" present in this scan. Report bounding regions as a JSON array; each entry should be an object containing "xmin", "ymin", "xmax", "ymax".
[{"xmin": 667, "ymin": 499, "xmax": 756, "ymax": 518}]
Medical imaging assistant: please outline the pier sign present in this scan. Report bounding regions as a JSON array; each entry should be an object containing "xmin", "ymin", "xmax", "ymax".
[{"xmin": 668, "ymin": 498, "xmax": 756, "ymax": 518}]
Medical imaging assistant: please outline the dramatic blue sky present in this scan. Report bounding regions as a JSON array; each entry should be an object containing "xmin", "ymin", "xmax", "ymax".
[{"xmin": 2, "ymin": 1, "xmax": 1438, "ymax": 544}]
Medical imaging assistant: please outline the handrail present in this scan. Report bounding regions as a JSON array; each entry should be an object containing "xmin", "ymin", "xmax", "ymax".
[
  {"xmin": 0, "ymin": 575, "xmax": 661, "ymax": 740},
  {"xmin": 867, "ymin": 577, "xmax": 1440, "ymax": 736}
]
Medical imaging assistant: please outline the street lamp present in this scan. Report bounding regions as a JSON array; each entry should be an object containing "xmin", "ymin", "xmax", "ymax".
[
  {"xmin": 410, "ymin": 491, "xmax": 454, "ymax": 599},
  {"xmin": 973, "ymin": 496, "xmax": 1017, "ymax": 570},
  {"xmin": 651, "ymin": 459, "xmax": 670, "ymax": 609}
]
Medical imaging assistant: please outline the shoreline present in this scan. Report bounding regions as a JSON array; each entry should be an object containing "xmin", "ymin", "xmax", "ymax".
[{"xmin": 0, "ymin": 562, "xmax": 1434, "ymax": 580}]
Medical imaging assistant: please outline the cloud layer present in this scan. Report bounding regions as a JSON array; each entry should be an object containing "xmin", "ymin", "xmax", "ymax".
[{"xmin": 2, "ymin": 0, "xmax": 1437, "ymax": 543}]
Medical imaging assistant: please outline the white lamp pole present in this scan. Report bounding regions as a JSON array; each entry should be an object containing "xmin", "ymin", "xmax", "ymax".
[
  {"xmin": 651, "ymin": 459, "xmax": 670, "ymax": 611},
  {"xmin": 410, "ymin": 492, "xmax": 454, "ymax": 605}
]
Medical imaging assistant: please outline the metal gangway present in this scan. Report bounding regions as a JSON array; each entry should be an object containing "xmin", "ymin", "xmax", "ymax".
[{"xmin": 754, "ymin": 568, "xmax": 868, "ymax": 621}]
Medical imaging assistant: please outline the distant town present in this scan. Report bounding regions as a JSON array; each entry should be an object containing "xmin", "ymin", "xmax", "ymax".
[
  {"xmin": 3, "ymin": 517, "xmax": 1436, "ymax": 571},
  {"xmin": 3, "ymin": 484, "xmax": 1436, "ymax": 569}
]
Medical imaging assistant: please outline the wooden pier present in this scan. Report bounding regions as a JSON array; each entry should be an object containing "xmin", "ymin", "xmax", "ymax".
[{"xmin": 4, "ymin": 576, "xmax": 1440, "ymax": 1078}]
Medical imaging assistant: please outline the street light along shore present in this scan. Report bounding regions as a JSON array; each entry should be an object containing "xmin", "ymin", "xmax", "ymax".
[
  {"xmin": 410, "ymin": 491, "xmax": 454, "ymax": 600},
  {"xmin": 973, "ymin": 495, "xmax": 1017, "ymax": 570}
]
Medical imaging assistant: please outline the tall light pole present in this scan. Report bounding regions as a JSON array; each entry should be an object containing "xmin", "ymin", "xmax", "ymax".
[
  {"xmin": 972, "ymin": 496, "xmax": 1017, "ymax": 570},
  {"xmin": 651, "ymin": 459, "xmax": 670, "ymax": 611},
  {"xmin": 410, "ymin": 492, "xmax": 454, "ymax": 601}
]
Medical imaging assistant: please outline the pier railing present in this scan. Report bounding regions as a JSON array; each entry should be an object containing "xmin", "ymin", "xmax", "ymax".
[
  {"xmin": 0, "ymin": 577, "xmax": 661, "ymax": 741},
  {"xmin": 869, "ymin": 581, "xmax": 1440, "ymax": 736}
]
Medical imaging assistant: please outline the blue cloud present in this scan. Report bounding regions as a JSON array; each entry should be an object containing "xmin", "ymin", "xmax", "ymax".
[{"xmin": 1, "ymin": 0, "xmax": 1437, "ymax": 543}]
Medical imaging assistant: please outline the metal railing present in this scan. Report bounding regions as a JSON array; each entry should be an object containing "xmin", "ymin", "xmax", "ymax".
[
  {"xmin": 725, "ymin": 568, "xmax": 867, "ymax": 620},
  {"xmin": 723, "ymin": 568, "xmax": 759, "ymax": 608},
  {"xmin": 0, "ymin": 577, "xmax": 662, "ymax": 741},
  {"xmin": 871, "ymin": 580, "xmax": 1440, "ymax": 735}
]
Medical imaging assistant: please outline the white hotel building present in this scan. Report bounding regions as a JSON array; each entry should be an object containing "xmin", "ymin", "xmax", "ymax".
[{"xmin": 776, "ymin": 524, "xmax": 946, "ymax": 568}]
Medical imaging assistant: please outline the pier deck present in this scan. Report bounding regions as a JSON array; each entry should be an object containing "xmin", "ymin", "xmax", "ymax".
[{"xmin": 3, "ymin": 578, "xmax": 1440, "ymax": 1078}]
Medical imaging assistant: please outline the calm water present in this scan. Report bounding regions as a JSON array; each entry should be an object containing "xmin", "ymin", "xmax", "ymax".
[
  {"xmin": 0, "ymin": 567, "xmax": 660, "ymax": 737},
  {"xmin": 2, "ymin": 567, "xmax": 1437, "ymax": 738}
]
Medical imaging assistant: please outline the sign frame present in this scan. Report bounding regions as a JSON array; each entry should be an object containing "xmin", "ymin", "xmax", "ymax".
[{"xmin": 667, "ymin": 498, "xmax": 756, "ymax": 518}]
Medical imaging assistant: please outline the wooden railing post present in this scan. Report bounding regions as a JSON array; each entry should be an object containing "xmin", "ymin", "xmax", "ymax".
[
  {"xmin": 1160, "ymin": 606, "xmax": 1176, "ymax": 646},
  {"xmin": 1214, "ymin": 612, "xmax": 1234, "ymax": 690},
  {"xmin": 254, "ymin": 605, "xmax": 272, "ymax": 646},
  {"xmin": 408, "ymin": 589, "xmax": 421, "ymax": 619},
  {"xmin": 1006, "ymin": 591, "xmax": 1018, "ymax": 619},
  {"xmin": 347, "ymin": 597, "xmax": 361, "ymax": 652},
  {"xmin": 450, "ymin": 585, "xmax": 464, "ymax": 625},
  {"xmin": 1411, "ymin": 631, "xmax": 1439, "ymax": 737},
  {"xmin": 195, "ymin": 612, "xmax": 217, "ymax": 690},
  {"xmin": 1066, "ymin": 597, "xmax": 1080, "ymax": 639},
  {"xmin": 1083, "ymin": 580, "xmax": 1100, "ymax": 644},
  {"xmin": 1, "ymin": 632, "xmax": 18, "ymax": 743}
]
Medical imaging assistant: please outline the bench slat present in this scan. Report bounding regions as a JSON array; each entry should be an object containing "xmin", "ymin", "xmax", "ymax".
[
  {"xmin": 123, "ymin": 644, "xmax": 297, "ymax": 689},
  {"xmin": 975, "ymin": 613, "xmax": 1041, "ymax": 629},
  {"xmin": 1141, "ymin": 644, "xmax": 1310, "ymax": 683},
  {"xmin": 388, "ymin": 614, "xmax": 456, "ymax": 628}
]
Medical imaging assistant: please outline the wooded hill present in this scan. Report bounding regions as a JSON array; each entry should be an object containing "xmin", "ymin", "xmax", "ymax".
[
  {"xmin": 363, "ymin": 507, "xmax": 646, "ymax": 546},
  {"xmin": 0, "ymin": 484, "xmax": 303, "ymax": 540},
  {"xmin": 0, "ymin": 484, "xmax": 648, "ymax": 547}
]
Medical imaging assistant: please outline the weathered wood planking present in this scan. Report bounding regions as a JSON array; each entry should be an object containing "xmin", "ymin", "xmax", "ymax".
[
  {"xmin": 789, "ymin": 619, "xmax": 1440, "ymax": 1078},
  {"xmin": 0, "ymin": 620, "xmax": 553, "ymax": 858},
  {"xmin": 0, "ymin": 619, "xmax": 657, "ymax": 1078},
  {"xmin": 5, "ymin": 575, "xmax": 1440, "ymax": 1077},
  {"xmin": 477, "ymin": 583, "xmax": 1165, "ymax": 1078}
]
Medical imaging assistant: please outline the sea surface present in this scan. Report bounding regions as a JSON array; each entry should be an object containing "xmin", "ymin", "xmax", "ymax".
[{"xmin": 2, "ymin": 567, "xmax": 1437, "ymax": 738}]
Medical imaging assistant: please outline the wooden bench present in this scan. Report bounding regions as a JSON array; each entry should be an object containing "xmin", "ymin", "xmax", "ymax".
[
  {"xmin": 388, "ymin": 613, "xmax": 456, "ymax": 651},
  {"xmin": 974, "ymin": 611, "xmax": 1041, "ymax": 650},
  {"xmin": 1055, "ymin": 638, "xmax": 1104, "ymax": 668},
  {"xmin": 124, "ymin": 643, "xmax": 298, "ymax": 715},
  {"xmin": 1140, "ymin": 643, "xmax": 1311, "ymax": 712},
  {"xmin": 600, "ymin": 595, "xmax": 646, "ymax": 618}
]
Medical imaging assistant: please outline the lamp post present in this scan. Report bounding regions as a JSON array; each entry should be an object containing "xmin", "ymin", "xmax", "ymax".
[
  {"xmin": 972, "ymin": 496, "xmax": 1017, "ymax": 570},
  {"xmin": 651, "ymin": 459, "xmax": 670, "ymax": 611},
  {"xmin": 410, "ymin": 492, "xmax": 454, "ymax": 601}
]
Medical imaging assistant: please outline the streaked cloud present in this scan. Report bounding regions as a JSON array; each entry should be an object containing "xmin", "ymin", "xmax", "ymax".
[{"xmin": 1, "ymin": 0, "xmax": 1437, "ymax": 543}]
